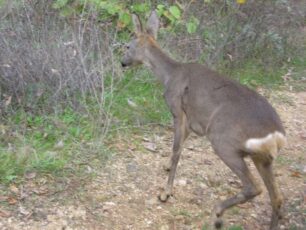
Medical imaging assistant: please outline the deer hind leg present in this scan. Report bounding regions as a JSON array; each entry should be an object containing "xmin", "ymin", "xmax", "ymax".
[
  {"xmin": 212, "ymin": 147, "xmax": 262, "ymax": 229},
  {"xmin": 253, "ymin": 159, "xmax": 283, "ymax": 230},
  {"xmin": 159, "ymin": 113, "xmax": 189, "ymax": 202}
]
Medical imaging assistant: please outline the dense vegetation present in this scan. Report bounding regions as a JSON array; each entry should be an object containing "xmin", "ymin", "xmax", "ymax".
[{"xmin": 0, "ymin": 0, "xmax": 305, "ymax": 183}]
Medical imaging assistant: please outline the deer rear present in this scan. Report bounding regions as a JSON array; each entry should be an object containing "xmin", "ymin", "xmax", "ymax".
[{"xmin": 121, "ymin": 10, "xmax": 286, "ymax": 230}]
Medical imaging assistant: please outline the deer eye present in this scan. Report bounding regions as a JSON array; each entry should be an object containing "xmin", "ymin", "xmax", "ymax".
[{"xmin": 126, "ymin": 45, "xmax": 130, "ymax": 50}]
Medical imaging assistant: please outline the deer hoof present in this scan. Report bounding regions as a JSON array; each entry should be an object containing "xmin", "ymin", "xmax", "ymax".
[
  {"xmin": 214, "ymin": 218, "xmax": 223, "ymax": 229},
  {"xmin": 158, "ymin": 191, "xmax": 170, "ymax": 202}
]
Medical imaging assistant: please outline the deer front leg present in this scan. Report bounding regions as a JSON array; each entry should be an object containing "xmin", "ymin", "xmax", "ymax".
[{"xmin": 159, "ymin": 113, "xmax": 189, "ymax": 202}]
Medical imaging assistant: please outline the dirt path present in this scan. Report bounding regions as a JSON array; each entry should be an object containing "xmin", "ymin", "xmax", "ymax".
[{"xmin": 0, "ymin": 90, "xmax": 305, "ymax": 230}]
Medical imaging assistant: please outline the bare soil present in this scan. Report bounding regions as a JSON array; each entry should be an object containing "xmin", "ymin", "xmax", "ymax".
[{"xmin": 0, "ymin": 90, "xmax": 305, "ymax": 230}]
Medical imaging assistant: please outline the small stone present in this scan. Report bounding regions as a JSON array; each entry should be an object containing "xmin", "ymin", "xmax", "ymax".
[
  {"xmin": 104, "ymin": 201, "xmax": 116, "ymax": 206},
  {"xmin": 19, "ymin": 206, "xmax": 31, "ymax": 216},
  {"xmin": 199, "ymin": 183, "xmax": 208, "ymax": 189},
  {"xmin": 167, "ymin": 196, "xmax": 176, "ymax": 203},
  {"xmin": 187, "ymin": 145, "xmax": 195, "ymax": 150},
  {"xmin": 175, "ymin": 215, "xmax": 185, "ymax": 221},
  {"xmin": 275, "ymin": 170, "xmax": 283, "ymax": 176},
  {"xmin": 103, "ymin": 201, "xmax": 116, "ymax": 212},
  {"xmin": 24, "ymin": 171, "xmax": 36, "ymax": 179},
  {"xmin": 160, "ymin": 225, "xmax": 169, "ymax": 230},
  {"xmin": 54, "ymin": 140, "xmax": 64, "ymax": 149},
  {"xmin": 145, "ymin": 198, "xmax": 157, "ymax": 206},
  {"xmin": 47, "ymin": 214, "xmax": 56, "ymax": 222},
  {"xmin": 144, "ymin": 142, "xmax": 157, "ymax": 152},
  {"xmin": 203, "ymin": 159, "xmax": 213, "ymax": 165},
  {"xmin": 126, "ymin": 162, "xmax": 138, "ymax": 173},
  {"xmin": 189, "ymin": 198, "xmax": 201, "ymax": 206},
  {"xmin": 127, "ymin": 98, "xmax": 137, "ymax": 108},
  {"xmin": 145, "ymin": 218, "xmax": 152, "ymax": 225},
  {"xmin": 177, "ymin": 179, "xmax": 187, "ymax": 186}
]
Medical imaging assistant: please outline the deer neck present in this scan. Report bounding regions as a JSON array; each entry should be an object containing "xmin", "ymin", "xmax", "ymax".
[{"xmin": 144, "ymin": 43, "xmax": 179, "ymax": 86}]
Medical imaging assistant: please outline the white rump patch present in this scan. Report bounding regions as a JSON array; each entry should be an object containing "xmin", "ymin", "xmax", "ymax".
[{"xmin": 245, "ymin": 131, "xmax": 286, "ymax": 155}]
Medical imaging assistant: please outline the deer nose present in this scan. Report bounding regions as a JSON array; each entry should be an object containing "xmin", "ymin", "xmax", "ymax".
[{"xmin": 121, "ymin": 62, "xmax": 127, "ymax": 67}]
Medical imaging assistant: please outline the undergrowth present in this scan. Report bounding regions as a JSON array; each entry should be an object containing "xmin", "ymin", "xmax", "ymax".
[
  {"xmin": 2, "ymin": 59, "xmax": 304, "ymax": 184},
  {"xmin": 222, "ymin": 60, "xmax": 286, "ymax": 88},
  {"xmin": 0, "ymin": 108, "xmax": 111, "ymax": 184},
  {"xmin": 0, "ymin": 68, "xmax": 171, "ymax": 184}
]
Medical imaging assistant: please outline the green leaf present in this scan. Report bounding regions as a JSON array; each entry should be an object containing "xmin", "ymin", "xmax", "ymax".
[
  {"xmin": 105, "ymin": 3, "xmax": 121, "ymax": 15},
  {"xmin": 52, "ymin": 0, "xmax": 69, "ymax": 9},
  {"xmin": 163, "ymin": 11, "xmax": 175, "ymax": 23},
  {"xmin": 186, "ymin": 17, "xmax": 199, "ymax": 34},
  {"xmin": 97, "ymin": 1, "xmax": 107, "ymax": 9},
  {"xmin": 119, "ymin": 12, "xmax": 131, "ymax": 26},
  {"xmin": 131, "ymin": 3, "xmax": 149, "ymax": 13},
  {"xmin": 157, "ymin": 4, "xmax": 165, "ymax": 10},
  {"xmin": 169, "ymin": 5, "xmax": 181, "ymax": 19},
  {"xmin": 187, "ymin": 22, "xmax": 197, "ymax": 34},
  {"xmin": 60, "ymin": 8, "xmax": 74, "ymax": 18},
  {"xmin": 156, "ymin": 4, "xmax": 166, "ymax": 16}
]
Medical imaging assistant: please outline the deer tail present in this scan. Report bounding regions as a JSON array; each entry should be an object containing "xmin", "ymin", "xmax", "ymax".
[{"xmin": 245, "ymin": 131, "xmax": 287, "ymax": 163}]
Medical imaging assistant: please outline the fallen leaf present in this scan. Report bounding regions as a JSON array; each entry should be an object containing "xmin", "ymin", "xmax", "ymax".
[
  {"xmin": 0, "ymin": 209, "xmax": 11, "ymax": 217},
  {"xmin": 33, "ymin": 186, "xmax": 48, "ymax": 195},
  {"xmin": 7, "ymin": 196, "xmax": 17, "ymax": 205},
  {"xmin": 0, "ymin": 195, "xmax": 8, "ymax": 202},
  {"xmin": 9, "ymin": 184, "xmax": 19, "ymax": 194},
  {"xmin": 290, "ymin": 171, "xmax": 302, "ymax": 178}
]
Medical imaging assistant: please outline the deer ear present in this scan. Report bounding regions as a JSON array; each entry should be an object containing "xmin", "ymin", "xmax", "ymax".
[
  {"xmin": 132, "ymin": 14, "xmax": 142, "ymax": 34},
  {"xmin": 146, "ymin": 10, "xmax": 159, "ymax": 39}
]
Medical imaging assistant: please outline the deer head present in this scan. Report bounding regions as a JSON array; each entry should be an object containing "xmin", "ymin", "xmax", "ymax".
[{"xmin": 121, "ymin": 11, "xmax": 159, "ymax": 67}]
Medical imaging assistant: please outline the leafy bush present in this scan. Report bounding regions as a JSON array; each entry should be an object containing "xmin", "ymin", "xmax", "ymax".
[{"xmin": 1, "ymin": 0, "xmax": 304, "ymax": 112}]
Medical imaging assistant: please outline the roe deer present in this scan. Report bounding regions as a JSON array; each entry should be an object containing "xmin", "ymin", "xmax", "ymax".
[{"xmin": 121, "ymin": 11, "xmax": 286, "ymax": 230}]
